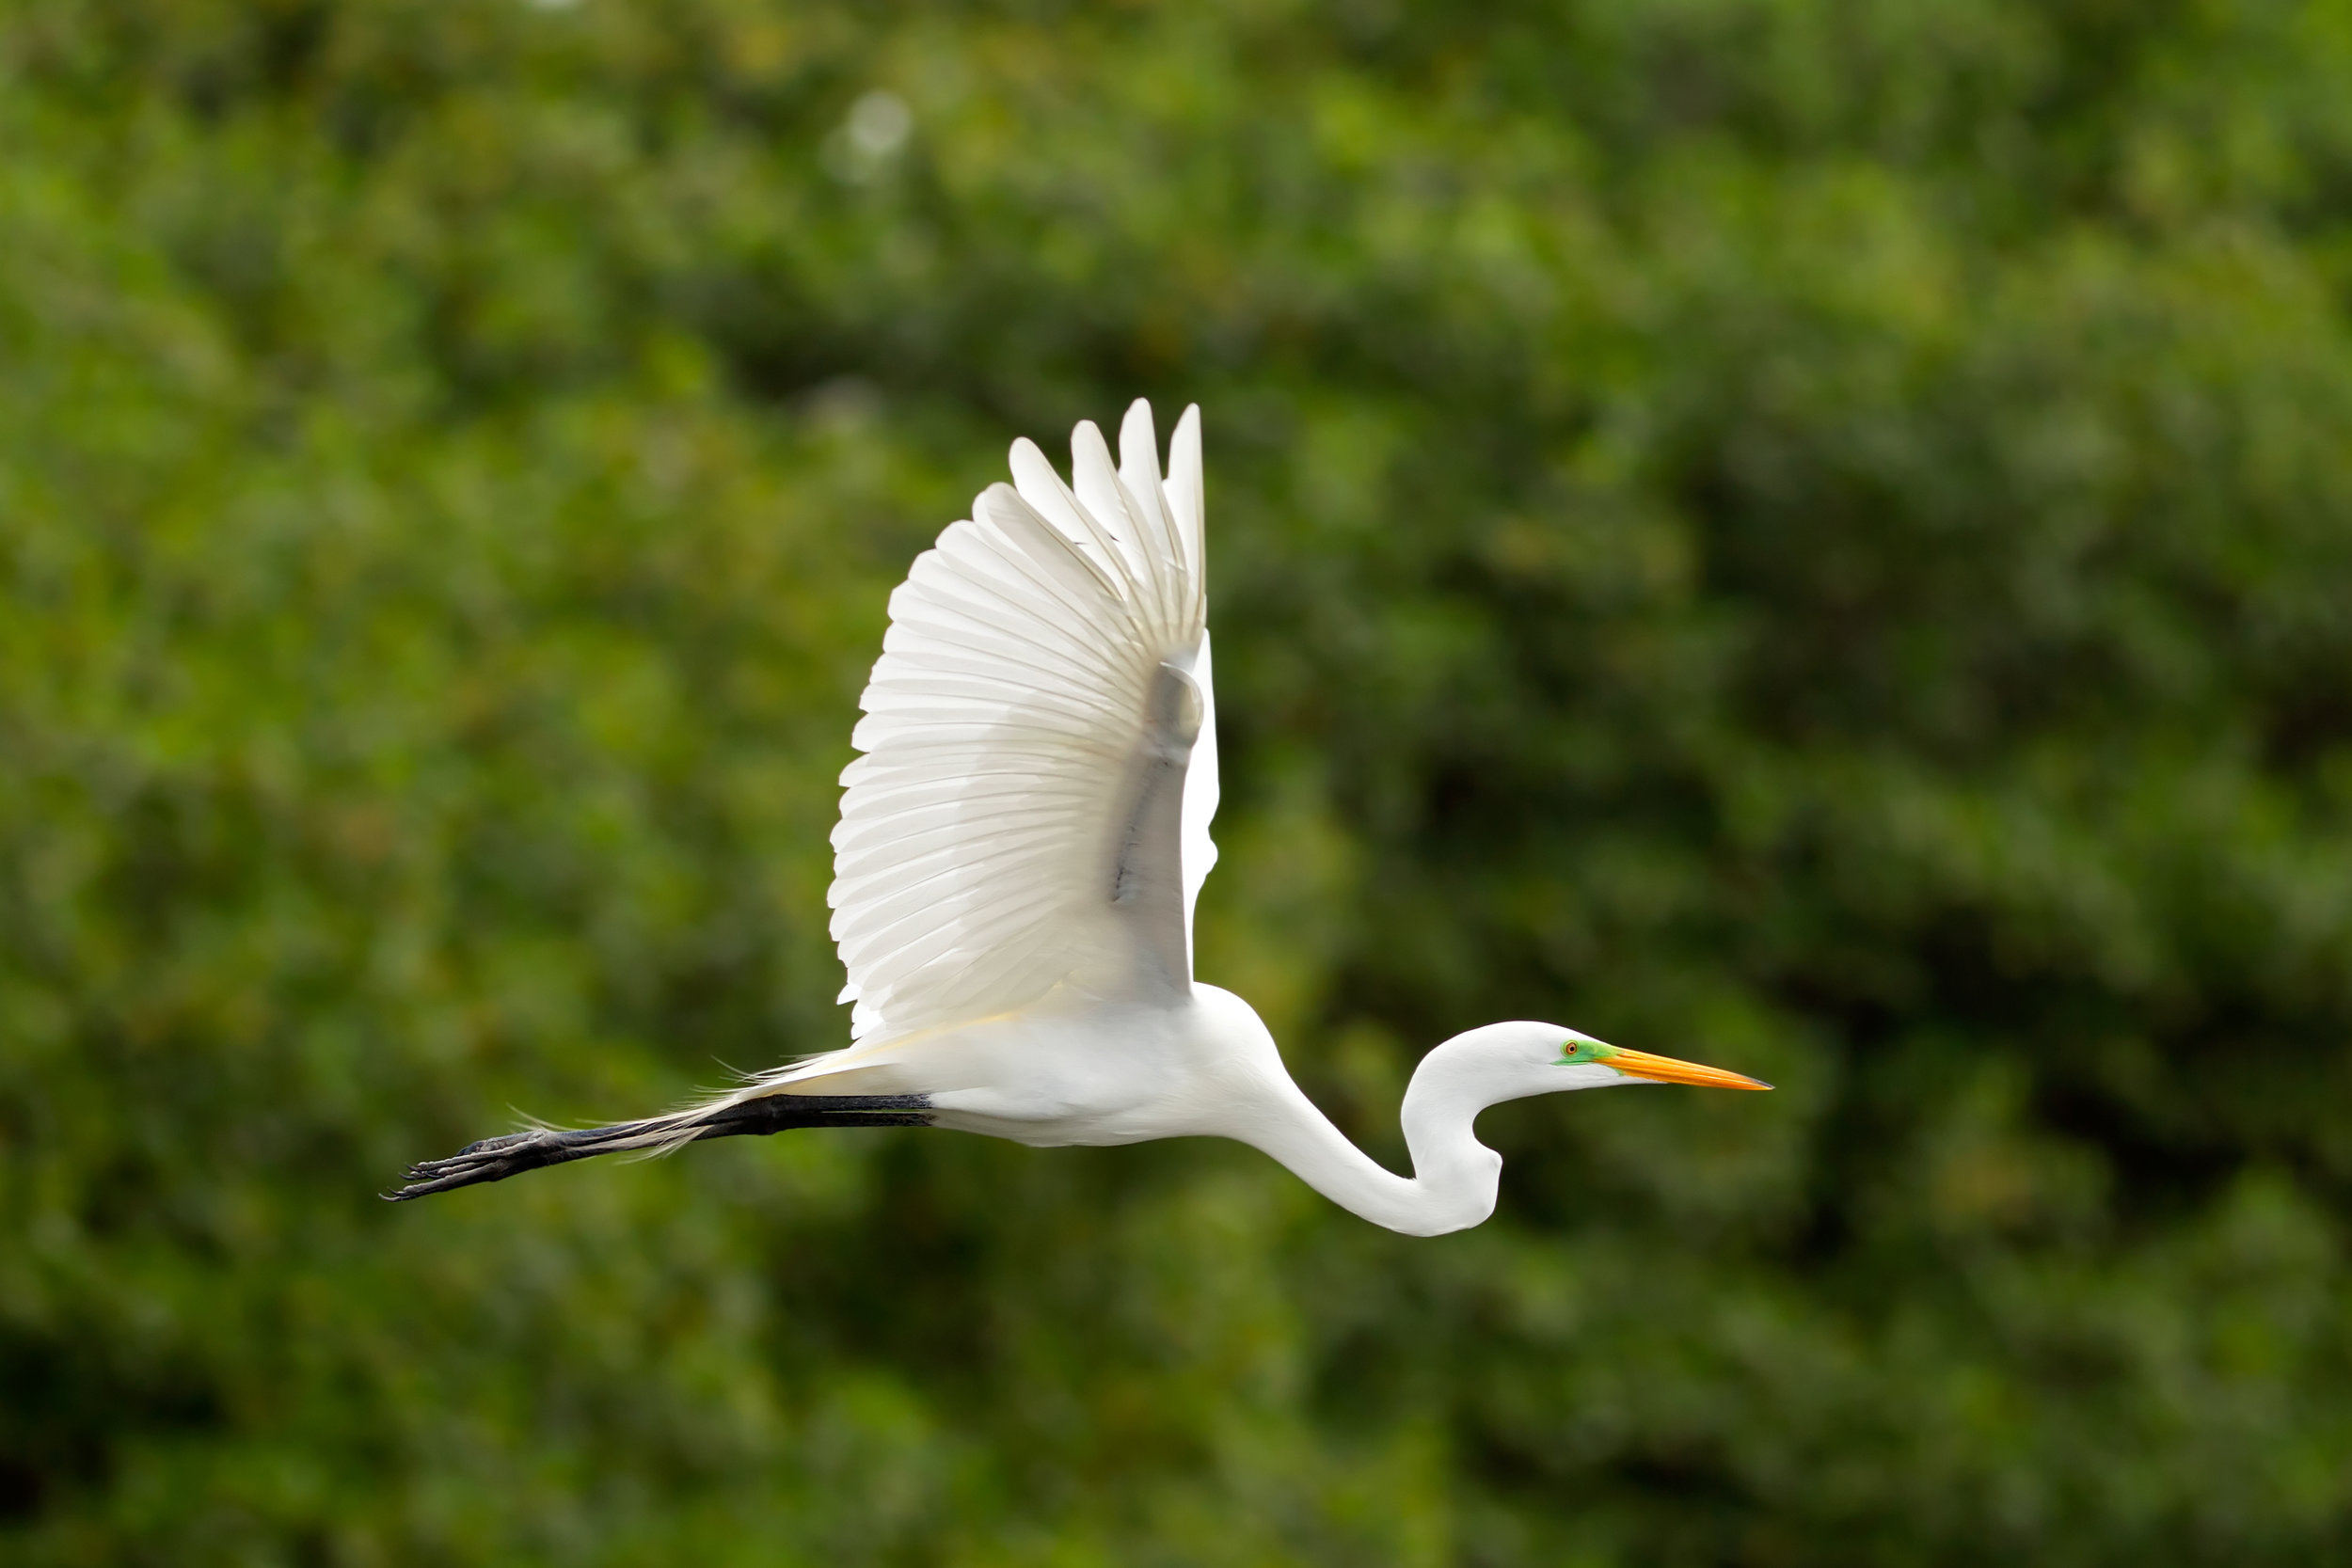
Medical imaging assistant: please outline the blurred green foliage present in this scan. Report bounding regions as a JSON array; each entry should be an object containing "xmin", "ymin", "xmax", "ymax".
[{"xmin": 6, "ymin": 0, "xmax": 2352, "ymax": 1562}]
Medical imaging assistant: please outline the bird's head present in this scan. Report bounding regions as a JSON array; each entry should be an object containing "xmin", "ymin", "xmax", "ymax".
[{"xmin": 1421, "ymin": 1021, "xmax": 1773, "ymax": 1107}]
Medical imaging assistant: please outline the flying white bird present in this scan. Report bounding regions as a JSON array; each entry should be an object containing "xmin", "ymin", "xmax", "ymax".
[{"xmin": 394, "ymin": 401, "xmax": 1769, "ymax": 1233}]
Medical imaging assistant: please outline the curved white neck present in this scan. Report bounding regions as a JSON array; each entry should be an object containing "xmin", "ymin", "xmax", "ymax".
[{"xmin": 1228, "ymin": 1043, "xmax": 1508, "ymax": 1237}]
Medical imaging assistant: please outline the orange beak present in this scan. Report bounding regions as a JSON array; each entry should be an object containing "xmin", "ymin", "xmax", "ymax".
[{"xmin": 1605, "ymin": 1047, "xmax": 1773, "ymax": 1091}]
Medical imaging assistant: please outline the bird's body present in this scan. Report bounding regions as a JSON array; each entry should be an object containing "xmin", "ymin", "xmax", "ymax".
[
  {"xmin": 395, "ymin": 400, "xmax": 1768, "ymax": 1231},
  {"xmin": 739, "ymin": 985, "xmax": 1538, "ymax": 1236}
]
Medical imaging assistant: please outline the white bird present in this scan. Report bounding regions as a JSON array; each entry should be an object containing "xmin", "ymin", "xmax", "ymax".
[{"xmin": 394, "ymin": 401, "xmax": 1770, "ymax": 1233}]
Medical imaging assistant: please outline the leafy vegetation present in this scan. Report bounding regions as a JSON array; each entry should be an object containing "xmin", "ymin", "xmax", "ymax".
[{"xmin": 6, "ymin": 1, "xmax": 2352, "ymax": 1562}]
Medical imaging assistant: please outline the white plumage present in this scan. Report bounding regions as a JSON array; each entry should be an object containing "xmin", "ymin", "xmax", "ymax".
[
  {"xmin": 395, "ymin": 399, "xmax": 1769, "ymax": 1233},
  {"xmin": 830, "ymin": 401, "xmax": 1215, "ymax": 1045}
]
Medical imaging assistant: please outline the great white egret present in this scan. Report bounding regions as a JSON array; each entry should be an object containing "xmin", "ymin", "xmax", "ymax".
[{"xmin": 393, "ymin": 401, "xmax": 1769, "ymax": 1233}]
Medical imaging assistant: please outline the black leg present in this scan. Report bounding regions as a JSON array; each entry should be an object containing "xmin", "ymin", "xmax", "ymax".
[{"xmin": 387, "ymin": 1094, "xmax": 933, "ymax": 1201}]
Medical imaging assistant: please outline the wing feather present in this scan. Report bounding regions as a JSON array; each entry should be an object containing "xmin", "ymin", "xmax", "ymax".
[{"xmin": 822, "ymin": 400, "xmax": 1218, "ymax": 1045}]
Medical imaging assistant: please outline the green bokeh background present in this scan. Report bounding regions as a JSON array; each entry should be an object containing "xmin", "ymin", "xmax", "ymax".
[{"xmin": 7, "ymin": 2, "xmax": 2352, "ymax": 1562}]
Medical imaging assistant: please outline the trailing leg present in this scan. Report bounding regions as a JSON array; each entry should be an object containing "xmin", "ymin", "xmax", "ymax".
[{"xmin": 387, "ymin": 1093, "xmax": 933, "ymax": 1200}]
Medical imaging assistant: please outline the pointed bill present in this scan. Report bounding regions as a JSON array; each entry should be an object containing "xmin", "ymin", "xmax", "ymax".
[{"xmin": 1607, "ymin": 1047, "xmax": 1772, "ymax": 1090}]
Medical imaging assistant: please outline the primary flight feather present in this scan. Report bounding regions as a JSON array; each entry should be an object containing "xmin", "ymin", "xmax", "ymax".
[{"xmin": 393, "ymin": 400, "xmax": 1768, "ymax": 1234}]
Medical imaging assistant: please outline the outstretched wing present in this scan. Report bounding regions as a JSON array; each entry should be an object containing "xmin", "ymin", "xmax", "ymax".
[{"xmin": 828, "ymin": 400, "xmax": 1216, "ymax": 1046}]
